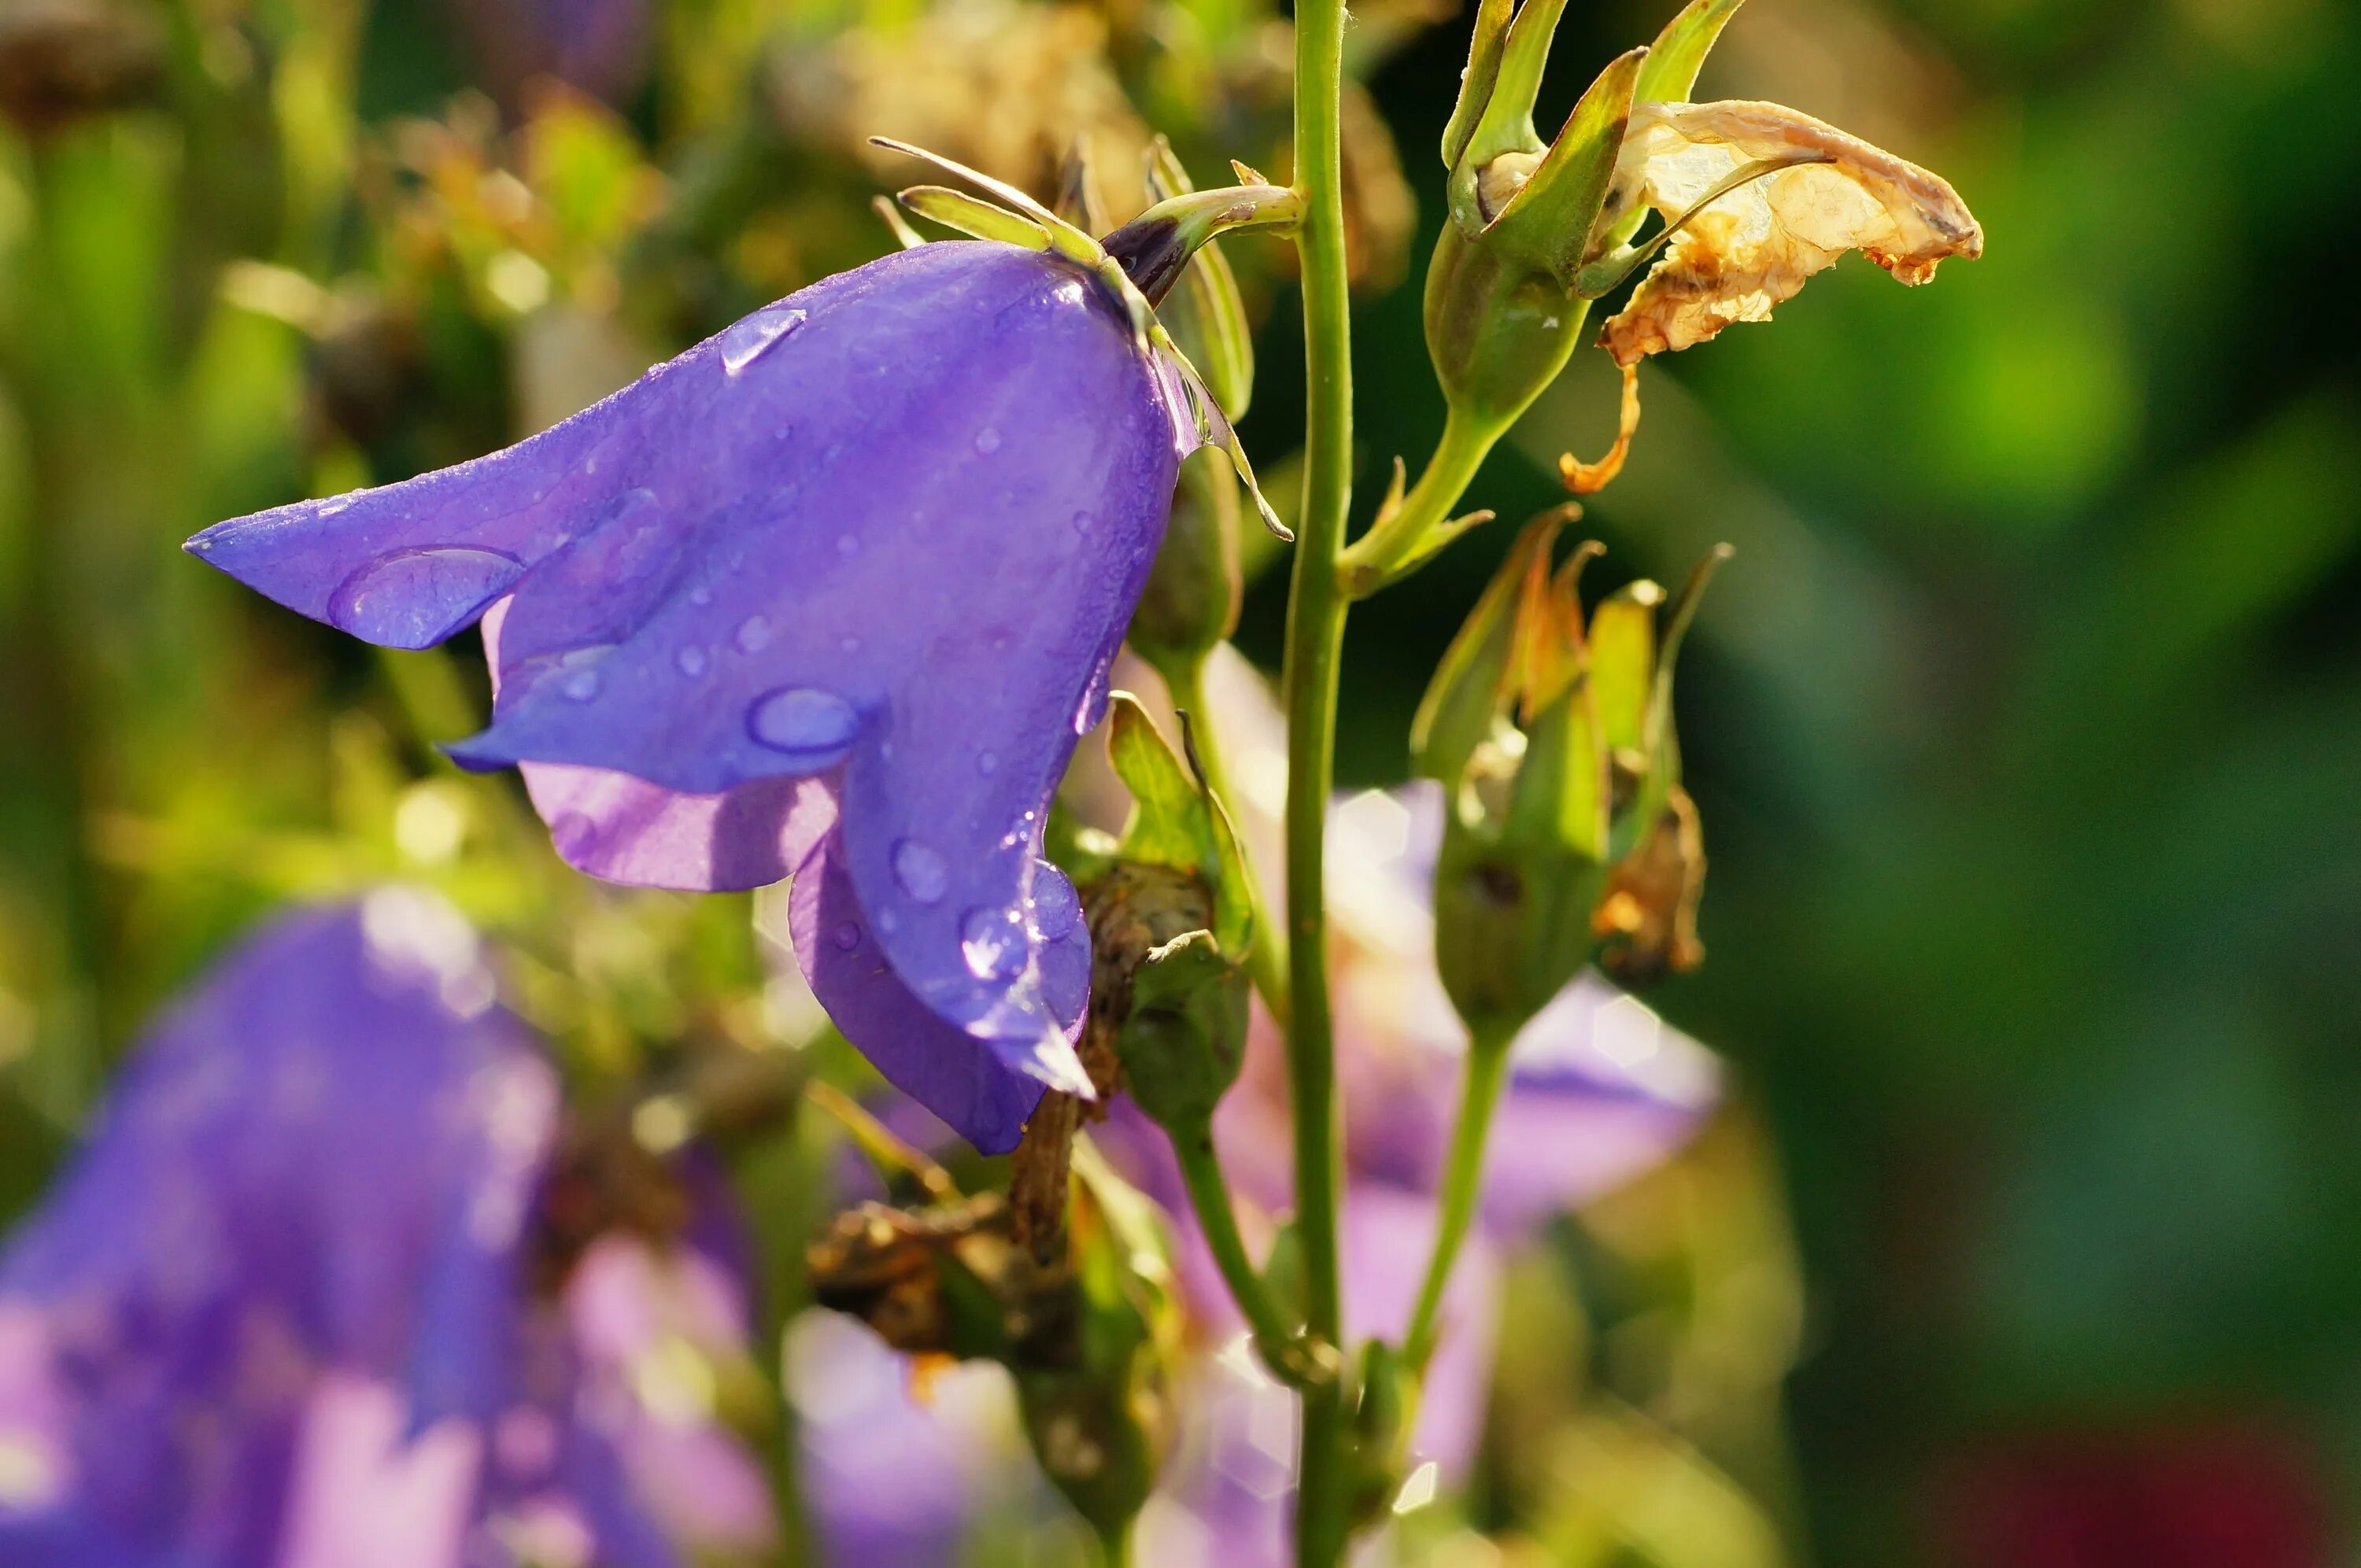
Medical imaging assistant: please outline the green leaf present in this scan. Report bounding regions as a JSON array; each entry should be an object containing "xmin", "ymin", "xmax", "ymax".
[
  {"xmin": 1410, "ymin": 511, "xmax": 1568, "ymax": 787},
  {"xmin": 1107, "ymin": 695, "xmax": 1257, "ymax": 954}
]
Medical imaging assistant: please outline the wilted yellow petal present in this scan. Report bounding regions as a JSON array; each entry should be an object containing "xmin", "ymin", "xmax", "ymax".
[
  {"xmin": 1559, "ymin": 360, "xmax": 1642, "ymax": 494},
  {"xmin": 1597, "ymin": 100, "xmax": 1982, "ymax": 364}
]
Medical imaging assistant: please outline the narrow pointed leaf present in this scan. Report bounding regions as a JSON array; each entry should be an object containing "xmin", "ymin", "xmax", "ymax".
[
  {"xmin": 1441, "ymin": 0, "xmax": 1516, "ymax": 171},
  {"xmin": 896, "ymin": 186, "xmax": 1051, "ymax": 249},
  {"xmin": 1637, "ymin": 0, "xmax": 1746, "ymax": 105}
]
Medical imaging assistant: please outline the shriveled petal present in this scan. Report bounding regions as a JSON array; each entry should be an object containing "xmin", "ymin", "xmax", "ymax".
[
  {"xmin": 1598, "ymin": 99, "xmax": 1982, "ymax": 364},
  {"xmin": 788, "ymin": 835, "xmax": 1093, "ymax": 1154}
]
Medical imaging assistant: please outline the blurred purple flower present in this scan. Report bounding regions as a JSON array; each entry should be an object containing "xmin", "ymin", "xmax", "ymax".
[
  {"xmin": 0, "ymin": 894, "xmax": 756, "ymax": 1567},
  {"xmin": 444, "ymin": 0, "xmax": 652, "ymax": 109},
  {"xmin": 188, "ymin": 241, "xmax": 1211, "ymax": 1153}
]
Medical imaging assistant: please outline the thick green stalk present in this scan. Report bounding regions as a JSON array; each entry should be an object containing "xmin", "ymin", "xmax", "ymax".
[
  {"xmin": 1284, "ymin": 0, "xmax": 1354, "ymax": 1553},
  {"xmin": 1400, "ymin": 1031, "xmax": 1515, "ymax": 1370}
]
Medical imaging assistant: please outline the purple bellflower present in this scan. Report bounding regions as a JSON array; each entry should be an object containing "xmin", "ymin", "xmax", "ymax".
[
  {"xmin": 187, "ymin": 222, "xmax": 1251, "ymax": 1154},
  {"xmin": 0, "ymin": 894, "xmax": 733, "ymax": 1568}
]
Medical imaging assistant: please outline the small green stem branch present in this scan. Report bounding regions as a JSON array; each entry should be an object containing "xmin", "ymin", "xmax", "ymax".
[
  {"xmin": 1339, "ymin": 406, "xmax": 1502, "ymax": 597},
  {"xmin": 1168, "ymin": 660, "xmax": 1291, "ymax": 1027},
  {"xmin": 1400, "ymin": 1033, "xmax": 1514, "ymax": 1371},
  {"xmin": 1284, "ymin": 0, "xmax": 1354, "ymax": 1549},
  {"xmin": 1169, "ymin": 1118, "xmax": 1326, "ymax": 1387}
]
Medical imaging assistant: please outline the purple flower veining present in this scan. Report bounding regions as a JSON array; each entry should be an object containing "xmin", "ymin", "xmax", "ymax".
[
  {"xmin": 188, "ymin": 240, "xmax": 1210, "ymax": 1153},
  {"xmin": 0, "ymin": 894, "xmax": 739, "ymax": 1568}
]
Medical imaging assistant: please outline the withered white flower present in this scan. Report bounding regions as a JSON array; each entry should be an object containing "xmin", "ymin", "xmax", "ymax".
[{"xmin": 1593, "ymin": 98, "xmax": 1983, "ymax": 365}]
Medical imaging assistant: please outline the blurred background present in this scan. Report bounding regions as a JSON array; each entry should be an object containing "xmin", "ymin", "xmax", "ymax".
[{"xmin": 0, "ymin": 0, "xmax": 2355, "ymax": 1562}]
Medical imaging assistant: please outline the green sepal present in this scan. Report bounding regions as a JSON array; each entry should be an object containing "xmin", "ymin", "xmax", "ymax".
[
  {"xmin": 1636, "ymin": 0, "xmax": 1746, "ymax": 105},
  {"xmin": 1145, "ymin": 141, "xmax": 1257, "ymax": 420},
  {"xmin": 1130, "ymin": 447, "xmax": 1243, "ymax": 684},
  {"xmin": 1410, "ymin": 510, "xmax": 1570, "ymax": 789},
  {"xmin": 1114, "ymin": 930, "xmax": 1250, "ymax": 1131},
  {"xmin": 1587, "ymin": 579, "xmax": 1664, "ymax": 755},
  {"xmin": 1482, "ymin": 46, "xmax": 1646, "ymax": 290},
  {"xmin": 1440, "ymin": 0, "xmax": 1515, "ymax": 173},
  {"xmin": 1107, "ymin": 694, "xmax": 1254, "ymax": 955},
  {"xmin": 1633, "ymin": 544, "xmax": 1731, "ymax": 823},
  {"xmin": 1457, "ymin": 0, "xmax": 1575, "ymax": 190},
  {"xmin": 894, "ymin": 186, "xmax": 1051, "ymax": 250},
  {"xmin": 1506, "ymin": 674, "xmax": 1609, "ymax": 864}
]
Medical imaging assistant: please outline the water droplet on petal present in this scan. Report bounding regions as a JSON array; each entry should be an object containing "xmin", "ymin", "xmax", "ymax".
[
  {"xmin": 974, "ymin": 427, "xmax": 1001, "ymax": 455},
  {"xmin": 1071, "ymin": 509, "xmax": 1093, "ymax": 533},
  {"xmin": 317, "ymin": 493, "xmax": 357, "ymax": 517},
  {"xmin": 1031, "ymin": 864, "xmax": 1082, "ymax": 942},
  {"xmin": 734, "ymin": 615, "xmax": 772, "ymax": 654},
  {"xmin": 961, "ymin": 906, "xmax": 1027, "ymax": 981},
  {"xmin": 1073, "ymin": 660, "xmax": 1112, "ymax": 735},
  {"xmin": 563, "ymin": 668, "xmax": 600, "ymax": 701},
  {"xmin": 892, "ymin": 839, "xmax": 949, "ymax": 904},
  {"xmin": 832, "ymin": 921, "xmax": 861, "ymax": 952},
  {"xmin": 747, "ymin": 687, "xmax": 859, "ymax": 766},
  {"xmin": 977, "ymin": 750, "xmax": 998, "ymax": 776},
  {"xmin": 690, "ymin": 585, "xmax": 713, "ymax": 606},
  {"xmin": 720, "ymin": 304, "xmax": 806, "ymax": 374},
  {"xmin": 836, "ymin": 533, "xmax": 859, "ymax": 558},
  {"xmin": 674, "ymin": 645, "xmax": 708, "ymax": 677},
  {"xmin": 840, "ymin": 636, "xmax": 859, "ymax": 654},
  {"xmin": 875, "ymin": 909, "xmax": 899, "ymax": 936},
  {"xmin": 327, "ymin": 547, "xmax": 523, "ymax": 647}
]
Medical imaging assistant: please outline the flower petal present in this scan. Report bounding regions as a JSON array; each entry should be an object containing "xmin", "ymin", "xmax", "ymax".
[
  {"xmin": 789, "ymin": 833, "xmax": 1089, "ymax": 1154},
  {"xmin": 1599, "ymin": 99, "xmax": 1982, "ymax": 363},
  {"xmin": 485, "ymin": 600, "xmax": 838, "ymax": 891}
]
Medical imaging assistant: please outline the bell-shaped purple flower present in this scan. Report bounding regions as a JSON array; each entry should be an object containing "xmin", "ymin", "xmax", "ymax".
[
  {"xmin": 188, "ymin": 240, "xmax": 1208, "ymax": 1153},
  {"xmin": 0, "ymin": 894, "xmax": 700, "ymax": 1567}
]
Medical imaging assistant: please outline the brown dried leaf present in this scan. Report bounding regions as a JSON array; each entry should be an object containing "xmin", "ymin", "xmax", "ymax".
[{"xmin": 1599, "ymin": 100, "xmax": 1982, "ymax": 365}]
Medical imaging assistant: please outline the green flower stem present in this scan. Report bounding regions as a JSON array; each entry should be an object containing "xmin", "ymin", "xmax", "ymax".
[
  {"xmin": 1169, "ymin": 1116, "xmax": 1322, "ymax": 1387},
  {"xmin": 1167, "ymin": 659, "xmax": 1291, "ymax": 1028},
  {"xmin": 1285, "ymin": 0, "xmax": 1355, "ymax": 1549},
  {"xmin": 1338, "ymin": 405, "xmax": 1504, "ymax": 597},
  {"xmin": 1400, "ymin": 1028, "xmax": 1516, "ymax": 1372}
]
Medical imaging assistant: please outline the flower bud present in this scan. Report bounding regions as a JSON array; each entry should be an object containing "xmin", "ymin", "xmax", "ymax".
[
  {"xmin": 1128, "ymin": 448, "xmax": 1243, "ymax": 685},
  {"xmin": 1412, "ymin": 512, "xmax": 1726, "ymax": 1036},
  {"xmin": 1088, "ymin": 695, "xmax": 1256, "ymax": 1130}
]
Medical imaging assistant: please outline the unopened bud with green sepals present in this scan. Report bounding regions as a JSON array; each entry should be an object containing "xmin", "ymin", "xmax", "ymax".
[{"xmin": 1413, "ymin": 509, "xmax": 1727, "ymax": 1038}]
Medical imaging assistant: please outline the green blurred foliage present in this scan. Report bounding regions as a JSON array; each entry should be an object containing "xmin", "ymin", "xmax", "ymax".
[{"xmin": 0, "ymin": 0, "xmax": 2351, "ymax": 1562}]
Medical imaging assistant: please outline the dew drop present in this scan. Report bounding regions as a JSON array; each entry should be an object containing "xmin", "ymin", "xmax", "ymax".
[
  {"xmin": 1073, "ymin": 662, "xmax": 1112, "ymax": 735},
  {"xmin": 747, "ymin": 687, "xmax": 859, "ymax": 766},
  {"xmin": 562, "ymin": 668, "xmax": 600, "ymax": 702},
  {"xmin": 690, "ymin": 585, "xmax": 714, "ymax": 607},
  {"xmin": 974, "ymin": 426, "xmax": 1002, "ymax": 456},
  {"xmin": 977, "ymin": 750, "xmax": 998, "ymax": 776},
  {"xmin": 892, "ymin": 839, "xmax": 949, "ymax": 904},
  {"xmin": 836, "ymin": 533, "xmax": 859, "ymax": 559},
  {"xmin": 1031, "ymin": 864, "xmax": 1082, "ymax": 942},
  {"xmin": 960, "ymin": 905, "xmax": 1027, "ymax": 982},
  {"xmin": 733, "ymin": 614, "xmax": 772, "ymax": 654},
  {"xmin": 674, "ymin": 645, "xmax": 708, "ymax": 677},
  {"xmin": 720, "ymin": 304, "xmax": 806, "ymax": 374},
  {"xmin": 875, "ymin": 909, "xmax": 899, "ymax": 936},
  {"xmin": 327, "ymin": 547, "xmax": 523, "ymax": 648},
  {"xmin": 832, "ymin": 921, "xmax": 862, "ymax": 952},
  {"xmin": 840, "ymin": 636, "xmax": 860, "ymax": 654},
  {"xmin": 317, "ymin": 493, "xmax": 357, "ymax": 517},
  {"xmin": 1070, "ymin": 509, "xmax": 1092, "ymax": 533}
]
